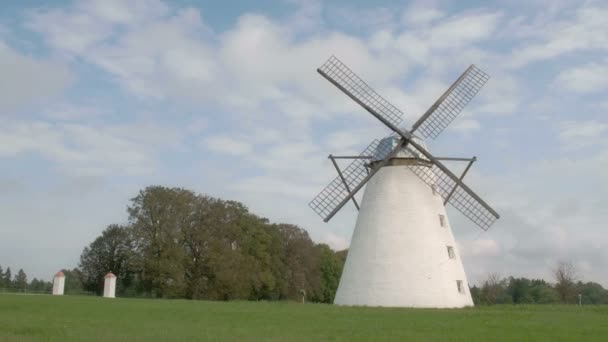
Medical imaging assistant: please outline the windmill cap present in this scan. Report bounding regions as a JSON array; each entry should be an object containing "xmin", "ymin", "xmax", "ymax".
[
  {"xmin": 55, "ymin": 271, "xmax": 65, "ymax": 277},
  {"xmin": 105, "ymin": 272, "xmax": 116, "ymax": 278},
  {"xmin": 374, "ymin": 135, "xmax": 429, "ymax": 161}
]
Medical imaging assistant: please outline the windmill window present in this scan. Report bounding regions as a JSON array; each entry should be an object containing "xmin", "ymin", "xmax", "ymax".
[
  {"xmin": 439, "ymin": 214, "xmax": 446, "ymax": 227},
  {"xmin": 456, "ymin": 280, "xmax": 464, "ymax": 294},
  {"xmin": 447, "ymin": 246, "xmax": 455, "ymax": 259}
]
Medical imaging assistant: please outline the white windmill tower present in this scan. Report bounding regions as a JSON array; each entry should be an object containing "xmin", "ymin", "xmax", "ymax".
[{"xmin": 309, "ymin": 56, "xmax": 500, "ymax": 308}]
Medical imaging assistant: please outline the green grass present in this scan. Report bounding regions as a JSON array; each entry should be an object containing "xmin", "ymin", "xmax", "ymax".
[{"xmin": 1, "ymin": 294, "xmax": 607, "ymax": 341}]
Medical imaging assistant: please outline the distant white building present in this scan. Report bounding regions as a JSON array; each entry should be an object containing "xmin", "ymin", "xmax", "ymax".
[
  {"xmin": 103, "ymin": 273, "xmax": 116, "ymax": 298},
  {"xmin": 52, "ymin": 271, "xmax": 65, "ymax": 296}
]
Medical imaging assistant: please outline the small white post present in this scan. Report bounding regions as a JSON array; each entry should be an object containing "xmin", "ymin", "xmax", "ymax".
[
  {"xmin": 103, "ymin": 273, "xmax": 117, "ymax": 298},
  {"xmin": 52, "ymin": 271, "xmax": 65, "ymax": 295}
]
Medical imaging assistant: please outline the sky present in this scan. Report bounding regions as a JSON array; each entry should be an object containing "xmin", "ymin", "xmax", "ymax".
[{"xmin": 1, "ymin": 0, "xmax": 607, "ymax": 287}]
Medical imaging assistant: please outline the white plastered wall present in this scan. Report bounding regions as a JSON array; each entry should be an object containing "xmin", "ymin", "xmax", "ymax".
[
  {"xmin": 334, "ymin": 164, "xmax": 474, "ymax": 308},
  {"xmin": 52, "ymin": 275, "xmax": 65, "ymax": 296},
  {"xmin": 103, "ymin": 275, "xmax": 116, "ymax": 298}
]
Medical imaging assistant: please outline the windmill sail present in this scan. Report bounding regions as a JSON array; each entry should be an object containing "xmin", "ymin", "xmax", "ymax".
[
  {"xmin": 410, "ymin": 65, "xmax": 490, "ymax": 140},
  {"xmin": 308, "ymin": 54, "xmax": 502, "ymax": 308},
  {"xmin": 313, "ymin": 55, "xmax": 499, "ymax": 230},
  {"xmin": 317, "ymin": 56, "xmax": 404, "ymax": 129},
  {"xmin": 406, "ymin": 162, "xmax": 498, "ymax": 230},
  {"xmin": 309, "ymin": 139, "xmax": 398, "ymax": 221}
]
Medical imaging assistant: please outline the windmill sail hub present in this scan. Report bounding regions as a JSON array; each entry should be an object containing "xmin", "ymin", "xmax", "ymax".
[
  {"xmin": 373, "ymin": 135, "xmax": 431, "ymax": 166},
  {"xmin": 334, "ymin": 164, "xmax": 474, "ymax": 308}
]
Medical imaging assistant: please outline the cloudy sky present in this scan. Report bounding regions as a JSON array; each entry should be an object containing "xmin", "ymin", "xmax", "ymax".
[{"xmin": 1, "ymin": 0, "xmax": 607, "ymax": 286}]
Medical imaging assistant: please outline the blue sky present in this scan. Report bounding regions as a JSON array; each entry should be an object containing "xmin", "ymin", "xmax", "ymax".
[{"xmin": 1, "ymin": 0, "xmax": 607, "ymax": 286}]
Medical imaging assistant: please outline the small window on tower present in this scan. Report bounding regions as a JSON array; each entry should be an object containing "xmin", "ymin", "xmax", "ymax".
[
  {"xmin": 456, "ymin": 280, "xmax": 464, "ymax": 294},
  {"xmin": 447, "ymin": 246, "xmax": 455, "ymax": 259},
  {"xmin": 439, "ymin": 214, "xmax": 446, "ymax": 227}
]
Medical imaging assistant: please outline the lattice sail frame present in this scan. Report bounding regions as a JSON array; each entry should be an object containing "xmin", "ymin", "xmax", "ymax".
[
  {"xmin": 309, "ymin": 139, "xmax": 395, "ymax": 220},
  {"xmin": 318, "ymin": 56, "xmax": 403, "ymax": 128},
  {"xmin": 311, "ymin": 56, "xmax": 499, "ymax": 230},
  {"xmin": 412, "ymin": 65, "xmax": 490, "ymax": 140},
  {"xmin": 405, "ymin": 161, "xmax": 497, "ymax": 230}
]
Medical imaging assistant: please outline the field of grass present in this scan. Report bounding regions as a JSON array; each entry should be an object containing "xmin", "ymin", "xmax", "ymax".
[{"xmin": 1, "ymin": 294, "xmax": 607, "ymax": 341}]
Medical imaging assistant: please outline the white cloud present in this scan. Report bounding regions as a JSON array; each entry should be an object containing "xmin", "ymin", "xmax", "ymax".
[
  {"xmin": 450, "ymin": 118, "xmax": 480, "ymax": 135},
  {"xmin": 0, "ymin": 41, "xmax": 73, "ymax": 113},
  {"xmin": 322, "ymin": 231, "xmax": 350, "ymax": 250},
  {"xmin": 25, "ymin": 0, "xmax": 170, "ymax": 55},
  {"xmin": 231, "ymin": 176, "xmax": 317, "ymax": 199},
  {"xmin": 205, "ymin": 135, "xmax": 252, "ymax": 156},
  {"xmin": 0, "ymin": 118, "xmax": 182, "ymax": 176},
  {"xmin": 429, "ymin": 12, "xmax": 502, "ymax": 49},
  {"xmin": 461, "ymin": 238, "xmax": 501, "ymax": 258},
  {"xmin": 42, "ymin": 103, "xmax": 104, "ymax": 121},
  {"xmin": 324, "ymin": 129, "xmax": 381, "ymax": 152},
  {"xmin": 555, "ymin": 61, "xmax": 608, "ymax": 93},
  {"xmin": 505, "ymin": 5, "xmax": 608, "ymax": 68},
  {"xmin": 558, "ymin": 120, "xmax": 608, "ymax": 149},
  {"xmin": 402, "ymin": 4, "xmax": 444, "ymax": 27}
]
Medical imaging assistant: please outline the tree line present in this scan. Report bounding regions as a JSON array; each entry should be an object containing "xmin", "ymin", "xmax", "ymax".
[
  {"xmin": 0, "ymin": 266, "xmax": 52, "ymax": 293},
  {"xmin": 74, "ymin": 186, "xmax": 346, "ymax": 302},
  {"xmin": 470, "ymin": 262, "xmax": 608, "ymax": 305},
  {"xmin": 3, "ymin": 185, "xmax": 607, "ymax": 304}
]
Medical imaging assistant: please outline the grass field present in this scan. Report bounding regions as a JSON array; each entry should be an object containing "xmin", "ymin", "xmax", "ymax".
[{"xmin": 1, "ymin": 294, "xmax": 607, "ymax": 341}]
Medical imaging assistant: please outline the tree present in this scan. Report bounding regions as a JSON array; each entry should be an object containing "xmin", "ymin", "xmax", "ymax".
[
  {"xmin": 4, "ymin": 267, "xmax": 12, "ymax": 289},
  {"xmin": 529, "ymin": 279, "xmax": 559, "ymax": 304},
  {"xmin": 553, "ymin": 261, "xmax": 577, "ymax": 303},
  {"xmin": 480, "ymin": 273, "xmax": 510, "ymax": 304},
  {"xmin": 128, "ymin": 186, "xmax": 192, "ymax": 298},
  {"xmin": 315, "ymin": 244, "xmax": 343, "ymax": 303},
  {"xmin": 28, "ymin": 278, "xmax": 52, "ymax": 293},
  {"xmin": 470, "ymin": 286, "xmax": 481, "ymax": 304},
  {"xmin": 61, "ymin": 269, "xmax": 85, "ymax": 294},
  {"xmin": 507, "ymin": 277, "xmax": 533, "ymax": 304},
  {"xmin": 79, "ymin": 224, "xmax": 135, "ymax": 295},
  {"xmin": 14, "ymin": 269, "xmax": 27, "ymax": 292},
  {"xmin": 274, "ymin": 223, "xmax": 322, "ymax": 301},
  {"xmin": 76, "ymin": 185, "xmax": 352, "ymax": 302},
  {"xmin": 577, "ymin": 282, "xmax": 608, "ymax": 305}
]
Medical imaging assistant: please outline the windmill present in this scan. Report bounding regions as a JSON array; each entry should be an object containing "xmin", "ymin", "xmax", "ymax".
[{"xmin": 309, "ymin": 56, "xmax": 499, "ymax": 308}]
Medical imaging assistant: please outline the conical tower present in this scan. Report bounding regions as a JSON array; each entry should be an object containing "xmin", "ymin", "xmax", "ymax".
[{"xmin": 333, "ymin": 136, "xmax": 473, "ymax": 307}]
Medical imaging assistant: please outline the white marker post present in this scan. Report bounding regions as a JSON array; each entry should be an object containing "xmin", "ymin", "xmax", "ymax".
[
  {"xmin": 52, "ymin": 271, "xmax": 65, "ymax": 295},
  {"xmin": 103, "ymin": 273, "xmax": 116, "ymax": 298}
]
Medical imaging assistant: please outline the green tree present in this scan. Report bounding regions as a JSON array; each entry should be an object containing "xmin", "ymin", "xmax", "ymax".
[
  {"xmin": 577, "ymin": 282, "xmax": 608, "ymax": 304},
  {"xmin": 61, "ymin": 269, "xmax": 85, "ymax": 294},
  {"xmin": 14, "ymin": 269, "xmax": 28, "ymax": 292},
  {"xmin": 480, "ymin": 273, "xmax": 511, "ymax": 304},
  {"xmin": 527, "ymin": 279, "xmax": 558, "ymax": 304},
  {"xmin": 274, "ymin": 224, "xmax": 322, "ymax": 301},
  {"xmin": 507, "ymin": 277, "xmax": 534, "ymax": 304},
  {"xmin": 470, "ymin": 285, "xmax": 481, "ymax": 305},
  {"xmin": 4, "ymin": 267, "xmax": 12, "ymax": 289},
  {"xmin": 28, "ymin": 278, "xmax": 52, "ymax": 293},
  {"xmin": 553, "ymin": 261, "xmax": 577, "ymax": 303},
  {"xmin": 76, "ymin": 185, "xmax": 351, "ymax": 302},
  {"xmin": 315, "ymin": 244, "xmax": 343, "ymax": 303},
  {"xmin": 79, "ymin": 224, "xmax": 135, "ymax": 295},
  {"xmin": 128, "ymin": 186, "xmax": 192, "ymax": 298}
]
